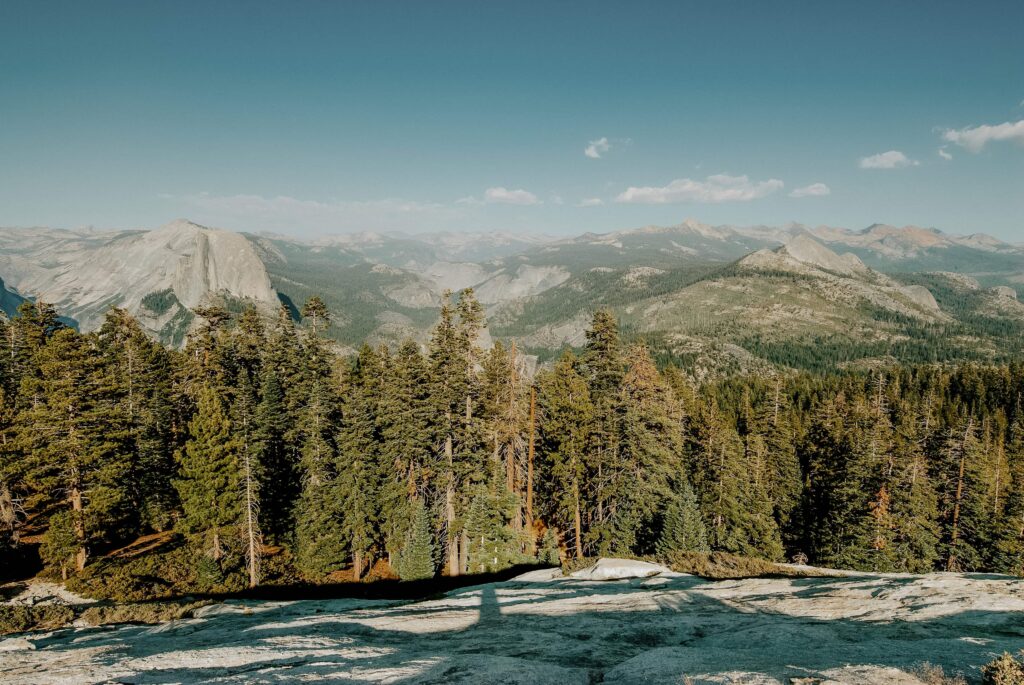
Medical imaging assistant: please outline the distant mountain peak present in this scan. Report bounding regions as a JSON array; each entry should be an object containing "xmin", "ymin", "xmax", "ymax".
[{"xmin": 778, "ymin": 233, "xmax": 868, "ymax": 275}]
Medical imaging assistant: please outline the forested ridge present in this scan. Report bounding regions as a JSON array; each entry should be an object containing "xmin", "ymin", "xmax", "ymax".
[{"xmin": 1, "ymin": 289, "xmax": 1023, "ymax": 597}]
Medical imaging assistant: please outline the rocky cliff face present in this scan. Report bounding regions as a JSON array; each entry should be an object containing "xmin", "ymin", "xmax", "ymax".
[{"xmin": 0, "ymin": 220, "xmax": 279, "ymax": 343}]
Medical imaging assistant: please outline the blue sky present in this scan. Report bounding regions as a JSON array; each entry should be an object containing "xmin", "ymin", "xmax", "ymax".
[{"xmin": 1, "ymin": 1, "xmax": 1022, "ymax": 239}]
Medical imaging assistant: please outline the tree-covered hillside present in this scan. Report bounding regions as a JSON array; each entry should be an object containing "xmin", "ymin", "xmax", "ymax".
[{"xmin": 1, "ymin": 295, "xmax": 1023, "ymax": 599}]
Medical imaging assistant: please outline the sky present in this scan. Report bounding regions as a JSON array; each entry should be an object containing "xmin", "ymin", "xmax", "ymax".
[{"xmin": 1, "ymin": 1, "xmax": 1022, "ymax": 240}]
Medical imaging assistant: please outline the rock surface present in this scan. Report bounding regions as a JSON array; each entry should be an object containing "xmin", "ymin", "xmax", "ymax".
[
  {"xmin": 3, "ymin": 563, "xmax": 1023, "ymax": 684},
  {"xmin": 0, "ymin": 220, "xmax": 279, "ymax": 342}
]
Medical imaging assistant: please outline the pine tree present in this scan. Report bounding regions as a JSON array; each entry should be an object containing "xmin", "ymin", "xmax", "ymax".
[
  {"xmin": 888, "ymin": 401, "xmax": 940, "ymax": 572},
  {"xmin": 395, "ymin": 498, "xmax": 436, "ymax": 581},
  {"xmin": 175, "ymin": 384, "xmax": 241, "ymax": 562},
  {"xmin": 254, "ymin": 369, "xmax": 293, "ymax": 541},
  {"xmin": 301, "ymin": 296, "xmax": 331, "ymax": 337},
  {"xmin": 7, "ymin": 300, "xmax": 64, "ymax": 393},
  {"xmin": 231, "ymin": 306, "xmax": 266, "ymax": 382},
  {"xmin": 13, "ymin": 328, "xmax": 131, "ymax": 574},
  {"xmin": 582, "ymin": 309, "xmax": 624, "ymax": 545},
  {"xmin": 97, "ymin": 308, "xmax": 178, "ymax": 532},
  {"xmin": 537, "ymin": 350, "xmax": 593, "ymax": 559},
  {"xmin": 994, "ymin": 410, "xmax": 1024, "ymax": 575},
  {"xmin": 427, "ymin": 289, "xmax": 485, "ymax": 576},
  {"xmin": 538, "ymin": 526, "xmax": 561, "ymax": 566},
  {"xmin": 692, "ymin": 397, "xmax": 778, "ymax": 557},
  {"xmin": 233, "ymin": 371, "xmax": 263, "ymax": 588},
  {"xmin": 611, "ymin": 345, "xmax": 684, "ymax": 555},
  {"xmin": 758, "ymin": 378, "xmax": 802, "ymax": 549},
  {"xmin": 802, "ymin": 392, "xmax": 860, "ymax": 566},
  {"xmin": 480, "ymin": 342, "xmax": 528, "ymax": 534},
  {"xmin": 656, "ymin": 481, "xmax": 709, "ymax": 555},
  {"xmin": 377, "ymin": 340, "xmax": 432, "ymax": 562},
  {"xmin": 463, "ymin": 465, "xmax": 521, "ymax": 574},
  {"xmin": 40, "ymin": 510, "xmax": 80, "ymax": 581},
  {"xmin": 293, "ymin": 378, "xmax": 346, "ymax": 576},
  {"xmin": 937, "ymin": 415, "xmax": 989, "ymax": 572},
  {"xmin": 336, "ymin": 345, "xmax": 383, "ymax": 581}
]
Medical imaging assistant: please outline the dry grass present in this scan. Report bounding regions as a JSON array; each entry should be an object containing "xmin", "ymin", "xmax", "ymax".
[{"xmin": 913, "ymin": 662, "xmax": 967, "ymax": 685}]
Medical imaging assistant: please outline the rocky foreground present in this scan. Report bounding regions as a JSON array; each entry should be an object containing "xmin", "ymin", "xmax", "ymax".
[{"xmin": 2, "ymin": 560, "xmax": 1024, "ymax": 684}]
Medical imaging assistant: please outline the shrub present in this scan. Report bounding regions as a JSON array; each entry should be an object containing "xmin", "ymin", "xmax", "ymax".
[
  {"xmin": 78, "ymin": 600, "xmax": 211, "ymax": 627},
  {"xmin": 983, "ymin": 652, "xmax": 1024, "ymax": 685},
  {"xmin": 0, "ymin": 604, "xmax": 74, "ymax": 635}
]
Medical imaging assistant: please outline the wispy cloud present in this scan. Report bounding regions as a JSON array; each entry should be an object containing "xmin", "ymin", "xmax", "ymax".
[
  {"xmin": 859, "ymin": 150, "xmax": 919, "ymax": 169},
  {"xmin": 938, "ymin": 147, "xmax": 953, "ymax": 160},
  {"xmin": 577, "ymin": 197, "xmax": 604, "ymax": 207},
  {"xmin": 615, "ymin": 174, "xmax": 783, "ymax": 204},
  {"xmin": 456, "ymin": 187, "xmax": 542, "ymax": 206},
  {"xmin": 789, "ymin": 183, "xmax": 831, "ymax": 198},
  {"xmin": 483, "ymin": 187, "xmax": 541, "ymax": 205},
  {"xmin": 941, "ymin": 120, "xmax": 1024, "ymax": 153},
  {"xmin": 584, "ymin": 137, "xmax": 610, "ymax": 159}
]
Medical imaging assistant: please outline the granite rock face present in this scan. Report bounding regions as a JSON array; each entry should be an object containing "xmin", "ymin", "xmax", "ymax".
[
  {"xmin": 0, "ymin": 220, "xmax": 278, "ymax": 343},
  {"xmin": 3, "ymin": 563, "xmax": 1023, "ymax": 684}
]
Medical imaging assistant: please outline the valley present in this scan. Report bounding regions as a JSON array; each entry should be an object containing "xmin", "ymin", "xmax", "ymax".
[{"xmin": 2, "ymin": 218, "xmax": 1022, "ymax": 375}]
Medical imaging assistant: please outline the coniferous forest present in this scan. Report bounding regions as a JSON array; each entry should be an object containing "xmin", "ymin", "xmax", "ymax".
[{"xmin": 2, "ymin": 289, "xmax": 1023, "ymax": 598}]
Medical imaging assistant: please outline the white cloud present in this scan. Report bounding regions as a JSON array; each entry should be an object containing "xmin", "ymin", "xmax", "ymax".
[
  {"xmin": 859, "ymin": 150, "xmax": 919, "ymax": 169},
  {"xmin": 172, "ymin": 192, "xmax": 456, "ymax": 235},
  {"xmin": 941, "ymin": 120, "xmax": 1024, "ymax": 153},
  {"xmin": 483, "ymin": 187, "xmax": 541, "ymax": 205},
  {"xmin": 789, "ymin": 183, "xmax": 831, "ymax": 198},
  {"xmin": 584, "ymin": 137, "xmax": 610, "ymax": 159},
  {"xmin": 615, "ymin": 174, "xmax": 784, "ymax": 204},
  {"xmin": 938, "ymin": 147, "xmax": 953, "ymax": 161},
  {"xmin": 577, "ymin": 197, "xmax": 604, "ymax": 207}
]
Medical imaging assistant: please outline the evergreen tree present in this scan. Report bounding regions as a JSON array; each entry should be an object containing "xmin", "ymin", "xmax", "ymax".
[
  {"xmin": 610, "ymin": 345, "xmax": 684, "ymax": 555},
  {"xmin": 254, "ymin": 369, "xmax": 293, "ymax": 541},
  {"xmin": 480, "ymin": 342, "xmax": 528, "ymax": 534},
  {"xmin": 97, "ymin": 308, "xmax": 178, "ymax": 532},
  {"xmin": 233, "ymin": 371, "xmax": 263, "ymax": 588},
  {"xmin": 937, "ymin": 415, "xmax": 989, "ymax": 571},
  {"xmin": 757, "ymin": 379, "xmax": 802, "ymax": 549},
  {"xmin": 656, "ymin": 481, "xmax": 709, "ymax": 555},
  {"xmin": 377, "ymin": 340, "xmax": 432, "ymax": 562},
  {"xmin": 887, "ymin": 403, "xmax": 941, "ymax": 573},
  {"xmin": 537, "ymin": 350, "xmax": 593, "ymax": 559},
  {"xmin": 427, "ymin": 289, "xmax": 485, "ymax": 576},
  {"xmin": 463, "ymin": 467, "xmax": 521, "ymax": 574},
  {"xmin": 13, "ymin": 328, "xmax": 131, "ymax": 574},
  {"xmin": 175, "ymin": 384, "xmax": 240, "ymax": 562},
  {"xmin": 994, "ymin": 410, "xmax": 1024, "ymax": 575},
  {"xmin": 538, "ymin": 526, "xmax": 561, "ymax": 566},
  {"xmin": 395, "ymin": 498, "xmax": 436, "ymax": 581},
  {"xmin": 293, "ymin": 377, "xmax": 346, "ymax": 576},
  {"xmin": 692, "ymin": 398, "xmax": 773, "ymax": 557},
  {"xmin": 582, "ymin": 309, "xmax": 625, "ymax": 544},
  {"xmin": 301, "ymin": 296, "xmax": 331, "ymax": 337},
  {"xmin": 336, "ymin": 344, "xmax": 384, "ymax": 580}
]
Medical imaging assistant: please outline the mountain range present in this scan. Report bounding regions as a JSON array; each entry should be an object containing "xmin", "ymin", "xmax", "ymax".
[{"xmin": 1, "ymin": 218, "xmax": 1022, "ymax": 373}]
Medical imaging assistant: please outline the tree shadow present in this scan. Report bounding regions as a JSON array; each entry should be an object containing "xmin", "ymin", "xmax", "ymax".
[{"xmin": 8, "ymin": 573, "xmax": 1024, "ymax": 684}]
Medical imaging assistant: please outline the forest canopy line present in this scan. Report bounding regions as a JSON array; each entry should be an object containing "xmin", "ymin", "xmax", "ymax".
[{"xmin": 1, "ymin": 290, "xmax": 1023, "ymax": 597}]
